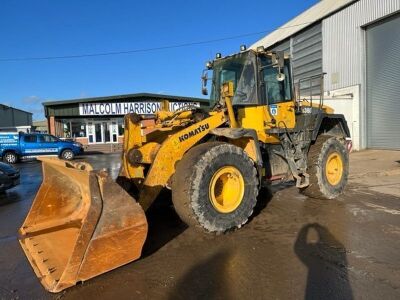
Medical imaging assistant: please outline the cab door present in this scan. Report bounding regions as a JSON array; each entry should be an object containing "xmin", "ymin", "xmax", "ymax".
[
  {"xmin": 21, "ymin": 135, "xmax": 40, "ymax": 156},
  {"xmin": 236, "ymin": 57, "xmax": 295, "ymax": 144},
  {"xmin": 261, "ymin": 59, "xmax": 295, "ymax": 129}
]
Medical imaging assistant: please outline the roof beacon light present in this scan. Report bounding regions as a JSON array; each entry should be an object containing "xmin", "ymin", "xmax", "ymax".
[
  {"xmin": 240, "ymin": 45, "xmax": 247, "ymax": 52},
  {"xmin": 216, "ymin": 53, "xmax": 222, "ymax": 59}
]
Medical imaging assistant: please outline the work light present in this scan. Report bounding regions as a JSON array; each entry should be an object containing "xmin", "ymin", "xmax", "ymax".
[{"xmin": 256, "ymin": 46, "xmax": 265, "ymax": 53}]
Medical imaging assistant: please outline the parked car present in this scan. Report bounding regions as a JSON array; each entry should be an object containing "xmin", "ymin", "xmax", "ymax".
[
  {"xmin": 0, "ymin": 132, "xmax": 84, "ymax": 164},
  {"xmin": 0, "ymin": 162, "xmax": 20, "ymax": 192}
]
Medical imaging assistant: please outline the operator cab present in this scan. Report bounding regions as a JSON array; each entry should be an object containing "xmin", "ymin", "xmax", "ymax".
[
  {"xmin": 202, "ymin": 48, "xmax": 293, "ymax": 108},
  {"xmin": 202, "ymin": 47, "xmax": 297, "ymax": 143}
]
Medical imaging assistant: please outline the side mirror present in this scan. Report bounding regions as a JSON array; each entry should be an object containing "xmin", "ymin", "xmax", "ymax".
[
  {"xmin": 271, "ymin": 51, "xmax": 285, "ymax": 82},
  {"xmin": 276, "ymin": 73, "xmax": 286, "ymax": 82}
]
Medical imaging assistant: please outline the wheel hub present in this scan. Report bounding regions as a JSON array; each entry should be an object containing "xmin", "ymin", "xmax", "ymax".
[
  {"xmin": 325, "ymin": 152, "xmax": 343, "ymax": 186},
  {"xmin": 6, "ymin": 154, "xmax": 15, "ymax": 163},
  {"xmin": 64, "ymin": 151, "xmax": 73, "ymax": 160},
  {"xmin": 209, "ymin": 166, "xmax": 245, "ymax": 213}
]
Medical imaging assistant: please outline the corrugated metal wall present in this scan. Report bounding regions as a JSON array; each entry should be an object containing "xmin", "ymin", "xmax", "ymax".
[
  {"xmin": 270, "ymin": 22, "xmax": 323, "ymax": 97},
  {"xmin": 0, "ymin": 106, "xmax": 32, "ymax": 127},
  {"xmin": 269, "ymin": 40, "xmax": 290, "ymax": 54},
  {"xmin": 322, "ymin": 0, "xmax": 400, "ymax": 91},
  {"xmin": 292, "ymin": 23, "xmax": 323, "ymax": 96}
]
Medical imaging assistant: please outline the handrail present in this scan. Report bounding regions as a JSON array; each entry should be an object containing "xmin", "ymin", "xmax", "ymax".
[{"xmin": 297, "ymin": 73, "xmax": 326, "ymax": 109}]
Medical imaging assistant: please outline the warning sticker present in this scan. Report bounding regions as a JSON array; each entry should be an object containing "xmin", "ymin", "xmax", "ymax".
[{"xmin": 270, "ymin": 105, "xmax": 278, "ymax": 116}]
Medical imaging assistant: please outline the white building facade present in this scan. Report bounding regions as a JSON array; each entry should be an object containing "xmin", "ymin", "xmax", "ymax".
[{"xmin": 252, "ymin": 0, "xmax": 400, "ymax": 150}]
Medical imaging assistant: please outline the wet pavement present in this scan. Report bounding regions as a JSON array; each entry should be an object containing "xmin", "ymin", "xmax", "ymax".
[{"xmin": 0, "ymin": 153, "xmax": 399, "ymax": 300}]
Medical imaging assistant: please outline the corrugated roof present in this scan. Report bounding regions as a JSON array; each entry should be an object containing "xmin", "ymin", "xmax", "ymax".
[
  {"xmin": 251, "ymin": 0, "xmax": 358, "ymax": 49},
  {"xmin": 42, "ymin": 93, "xmax": 209, "ymax": 107},
  {"xmin": 0, "ymin": 104, "xmax": 33, "ymax": 115}
]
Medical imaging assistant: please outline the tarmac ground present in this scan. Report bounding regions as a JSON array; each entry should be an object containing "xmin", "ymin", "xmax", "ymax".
[{"xmin": 0, "ymin": 150, "xmax": 399, "ymax": 300}]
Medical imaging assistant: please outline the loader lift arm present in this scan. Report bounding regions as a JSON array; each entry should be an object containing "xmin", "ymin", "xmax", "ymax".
[{"xmin": 121, "ymin": 110, "xmax": 228, "ymax": 210}]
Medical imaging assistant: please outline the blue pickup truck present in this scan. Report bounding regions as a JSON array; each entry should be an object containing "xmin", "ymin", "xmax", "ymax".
[{"xmin": 0, "ymin": 132, "xmax": 83, "ymax": 163}]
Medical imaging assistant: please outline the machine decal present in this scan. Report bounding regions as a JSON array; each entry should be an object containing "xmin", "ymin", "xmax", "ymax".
[
  {"xmin": 270, "ymin": 105, "xmax": 278, "ymax": 116},
  {"xmin": 25, "ymin": 148, "xmax": 58, "ymax": 153},
  {"xmin": 301, "ymin": 107, "xmax": 312, "ymax": 114},
  {"xmin": 178, "ymin": 123, "xmax": 210, "ymax": 142}
]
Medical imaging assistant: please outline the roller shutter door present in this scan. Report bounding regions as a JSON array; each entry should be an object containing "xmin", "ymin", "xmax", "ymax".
[{"xmin": 366, "ymin": 14, "xmax": 400, "ymax": 149}]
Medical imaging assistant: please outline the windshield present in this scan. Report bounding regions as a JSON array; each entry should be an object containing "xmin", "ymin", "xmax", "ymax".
[
  {"xmin": 260, "ymin": 56, "xmax": 292, "ymax": 104},
  {"xmin": 210, "ymin": 51, "xmax": 257, "ymax": 106}
]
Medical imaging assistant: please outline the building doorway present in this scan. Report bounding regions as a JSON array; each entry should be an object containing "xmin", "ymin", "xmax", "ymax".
[
  {"xmin": 103, "ymin": 121, "xmax": 118, "ymax": 143},
  {"xmin": 87, "ymin": 121, "xmax": 118, "ymax": 144}
]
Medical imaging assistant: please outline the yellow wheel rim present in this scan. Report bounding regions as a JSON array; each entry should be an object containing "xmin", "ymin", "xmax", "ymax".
[
  {"xmin": 325, "ymin": 152, "xmax": 343, "ymax": 186},
  {"xmin": 209, "ymin": 166, "xmax": 245, "ymax": 214}
]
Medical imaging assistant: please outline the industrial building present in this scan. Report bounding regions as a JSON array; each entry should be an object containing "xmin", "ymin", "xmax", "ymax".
[
  {"xmin": 43, "ymin": 93, "xmax": 208, "ymax": 152},
  {"xmin": 251, "ymin": 0, "xmax": 400, "ymax": 150},
  {"xmin": 0, "ymin": 104, "xmax": 33, "ymax": 132}
]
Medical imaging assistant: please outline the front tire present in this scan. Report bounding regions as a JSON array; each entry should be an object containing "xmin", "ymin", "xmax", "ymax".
[
  {"xmin": 3, "ymin": 152, "xmax": 18, "ymax": 164},
  {"xmin": 172, "ymin": 142, "xmax": 259, "ymax": 233},
  {"xmin": 61, "ymin": 149, "xmax": 74, "ymax": 160},
  {"xmin": 301, "ymin": 135, "xmax": 349, "ymax": 199}
]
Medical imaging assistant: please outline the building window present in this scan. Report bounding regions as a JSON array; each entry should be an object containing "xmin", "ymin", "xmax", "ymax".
[
  {"xmin": 71, "ymin": 121, "xmax": 87, "ymax": 138},
  {"xmin": 60, "ymin": 119, "xmax": 71, "ymax": 138},
  {"xmin": 118, "ymin": 118, "xmax": 124, "ymax": 136}
]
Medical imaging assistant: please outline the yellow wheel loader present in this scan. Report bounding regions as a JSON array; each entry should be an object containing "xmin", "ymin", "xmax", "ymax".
[{"xmin": 19, "ymin": 47, "xmax": 350, "ymax": 292}]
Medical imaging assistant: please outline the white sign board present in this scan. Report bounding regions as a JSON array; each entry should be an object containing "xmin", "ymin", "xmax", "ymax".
[{"xmin": 79, "ymin": 101, "xmax": 201, "ymax": 116}]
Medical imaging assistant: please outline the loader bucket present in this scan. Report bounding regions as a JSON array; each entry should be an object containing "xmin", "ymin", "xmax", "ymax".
[{"xmin": 19, "ymin": 157, "xmax": 148, "ymax": 293}]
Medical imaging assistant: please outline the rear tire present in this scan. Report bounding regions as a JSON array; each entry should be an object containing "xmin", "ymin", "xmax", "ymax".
[
  {"xmin": 301, "ymin": 135, "xmax": 348, "ymax": 199},
  {"xmin": 3, "ymin": 152, "xmax": 18, "ymax": 164},
  {"xmin": 61, "ymin": 149, "xmax": 74, "ymax": 161},
  {"xmin": 172, "ymin": 142, "xmax": 259, "ymax": 233}
]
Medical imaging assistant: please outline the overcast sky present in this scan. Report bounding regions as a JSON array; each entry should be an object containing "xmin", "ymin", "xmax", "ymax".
[{"xmin": 0, "ymin": 0, "xmax": 317, "ymax": 120}]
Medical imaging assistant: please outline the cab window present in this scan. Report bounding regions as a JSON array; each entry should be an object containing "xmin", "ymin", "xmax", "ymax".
[
  {"xmin": 260, "ymin": 57, "xmax": 292, "ymax": 104},
  {"xmin": 23, "ymin": 135, "xmax": 37, "ymax": 143},
  {"xmin": 211, "ymin": 51, "xmax": 258, "ymax": 106},
  {"xmin": 39, "ymin": 135, "xmax": 58, "ymax": 143}
]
